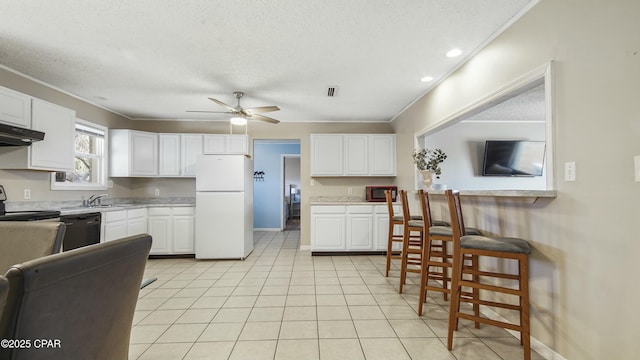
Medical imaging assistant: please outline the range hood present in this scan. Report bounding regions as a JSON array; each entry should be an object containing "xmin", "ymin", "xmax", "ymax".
[{"xmin": 0, "ymin": 123, "xmax": 45, "ymax": 146}]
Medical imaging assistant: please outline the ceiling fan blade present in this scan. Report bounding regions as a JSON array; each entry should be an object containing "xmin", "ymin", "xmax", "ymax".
[
  {"xmin": 248, "ymin": 113, "xmax": 280, "ymax": 124},
  {"xmin": 208, "ymin": 97, "xmax": 236, "ymax": 112},
  {"xmin": 243, "ymin": 106, "xmax": 280, "ymax": 115},
  {"xmin": 186, "ymin": 110, "xmax": 233, "ymax": 114}
]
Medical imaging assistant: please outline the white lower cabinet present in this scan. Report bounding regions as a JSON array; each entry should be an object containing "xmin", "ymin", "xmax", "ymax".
[
  {"xmin": 374, "ymin": 204, "xmax": 402, "ymax": 251},
  {"xmin": 102, "ymin": 208, "xmax": 148, "ymax": 242},
  {"xmin": 148, "ymin": 208, "xmax": 172, "ymax": 254},
  {"xmin": 148, "ymin": 206, "xmax": 195, "ymax": 255},
  {"xmin": 172, "ymin": 207, "xmax": 195, "ymax": 253},
  {"xmin": 311, "ymin": 203, "xmax": 399, "ymax": 253},
  {"xmin": 347, "ymin": 206, "xmax": 374, "ymax": 250},
  {"xmin": 126, "ymin": 208, "xmax": 148, "ymax": 236},
  {"xmin": 311, "ymin": 206, "xmax": 347, "ymax": 251},
  {"xmin": 103, "ymin": 210, "xmax": 128, "ymax": 242}
]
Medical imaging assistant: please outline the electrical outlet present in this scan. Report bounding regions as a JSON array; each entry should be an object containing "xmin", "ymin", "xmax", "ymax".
[
  {"xmin": 310, "ymin": 179, "xmax": 315, "ymax": 187},
  {"xmin": 24, "ymin": 189, "xmax": 31, "ymax": 200},
  {"xmin": 635, "ymin": 156, "xmax": 640, "ymax": 182},
  {"xmin": 107, "ymin": 180, "xmax": 114, "ymax": 189},
  {"xmin": 564, "ymin": 162, "xmax": 576, "ymax": 182},
  {"xmin": 154, "ymin": 188, "xmax": 160, "ymax": 196},
  {"xmin": 348, "ymin": 187, "xmax": 353, "ymax": 195}
]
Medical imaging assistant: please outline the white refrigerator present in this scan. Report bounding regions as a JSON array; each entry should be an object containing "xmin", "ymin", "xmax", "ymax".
[{"xmin": 195, "ymin": 154, "xmax": 254, "ymax": 259}]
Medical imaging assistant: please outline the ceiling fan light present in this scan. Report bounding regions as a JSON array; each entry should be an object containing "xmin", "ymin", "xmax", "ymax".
[{"xmin": 230, "ymin": 116, "xmax": 247, "ymax": 125}]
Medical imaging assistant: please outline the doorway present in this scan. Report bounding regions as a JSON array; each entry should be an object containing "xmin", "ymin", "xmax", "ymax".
[
  {"xmin": 252, "ymin": 140, "xmax": 301, "ymax": 231},
  {"xmin": 282, "ymin": 154, "xmax": 301, "ymax": 230}
]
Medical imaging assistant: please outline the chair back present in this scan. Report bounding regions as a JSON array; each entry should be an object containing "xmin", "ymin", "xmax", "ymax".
[
  {"xmin": 445, "ymin": 190, "xmax": 465, "ymax": 239},
  {"xmin": 0, "ymin": 234, "xmax": 152, "ymax": 360},
  {"xmin": 0, "ymin": 276, "xmax": 7, "ymax": 322},
  {"xmin": 418, "ymin": 189, "xmax": 434, "ymax": 229},
  {"xmin": 0, "ymin": 222, "xmax": 66, "ymax": 273},
  {"xmin": 384, "ymin": 189, "xmax": 395, "ymax": 219},
  {"xmin": 399, "ymin": 189, "xmax": 411, "ymax": 222}
]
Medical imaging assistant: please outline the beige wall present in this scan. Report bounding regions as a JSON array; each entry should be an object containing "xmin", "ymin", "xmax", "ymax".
[{"xmin": 392, "ymin": 0, "xmax": 639, "ymax": 358}]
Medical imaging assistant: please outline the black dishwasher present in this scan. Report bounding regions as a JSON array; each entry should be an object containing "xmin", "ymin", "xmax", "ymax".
[{"xmin": 60, "ymin": 212, "xmax": 102, "ymax": 251}]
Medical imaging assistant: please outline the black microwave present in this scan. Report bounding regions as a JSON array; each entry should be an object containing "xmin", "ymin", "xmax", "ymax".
[{"xmin": 365, "ymin": 186, "xmax": 397, "ymax": 202}]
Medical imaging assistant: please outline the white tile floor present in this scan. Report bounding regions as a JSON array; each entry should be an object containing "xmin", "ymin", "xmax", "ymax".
[{"xmin": 131, "ymin": 230, "xmax": 543, "ymax": 360}]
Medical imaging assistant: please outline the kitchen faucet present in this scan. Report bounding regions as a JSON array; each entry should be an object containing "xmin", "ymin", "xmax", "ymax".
[{"xmin": 86, "ymin": 194, "xmax": 108, "ymax": 207}]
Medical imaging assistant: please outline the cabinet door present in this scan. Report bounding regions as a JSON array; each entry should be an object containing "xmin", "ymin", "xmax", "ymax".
[
  {"xmin": 310, "ymin": 134, "xmax": 343, "ymax": 176},
  {"xmin": 130, "ymin": 131, "xmax": 158, "ymax": 176},
  {"xmin": 148, "ymin": 216, "xmax": 172, "ymax": 254},
  {"xmin": 203, "ymin": 134, "xmax": 226, "ymax": 154},
  {"xmin": 159, "ymin": 134, "xmax": 181, "ymax": 176},
  {"xmin": 0, "ymin": 86, "xmax": 31, "ymax": 128},
  {"xmin": 104, "ymin": 220, "xmax": 128, "ymax": 242},
  {"xmin": 30, "ymin": 99, "xmax": 75, "ymax": 171},
  {"xmin": 311, "ymin": 215, "xmax": 346, "ymax": 251},
  {"xmin": 227, "ymin": 135, "xmax": 248, "ymax": 154},
  {"xmin": 369, "ymin": 134, "xmax": 396, "ymax": 176},
  {"xmin": 181, "ymin": 134, "xmax": 203, "ymax": 177},
  {"xmin": 173, "ymin": 215, "xmax": 195, "ymax": 254},
  {"xmin": 347, "ymin": 214, "xmax": 374, "ymax": 250},
  {"xmin": 344, "ymin": 135, "xmax": 368, "ymax": 175},
  {"xmin": 127, "ymin": 217, "xmax": 148, "ymax": 236}
]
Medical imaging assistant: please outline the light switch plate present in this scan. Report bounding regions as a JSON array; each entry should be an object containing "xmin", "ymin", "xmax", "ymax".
[
  {"xmin": 564, "ymin": 162, "xmax": 576, "ymax": 182},
  {"xmin": 635, "ymin": 156, "xmax": 640, "ymax": 182}
]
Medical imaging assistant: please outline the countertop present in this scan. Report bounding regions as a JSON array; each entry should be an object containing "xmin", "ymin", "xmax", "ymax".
[
  {"xmin": 4, "ymin": 197, "xmax": 195, "ymax": 215},
  {"xmin": 58, "ymin": 202, "xmax": 194, "ymax": 215},
  {"xmin": 310, "ymin": 190, "xmax": 556, "ymax": 206}
]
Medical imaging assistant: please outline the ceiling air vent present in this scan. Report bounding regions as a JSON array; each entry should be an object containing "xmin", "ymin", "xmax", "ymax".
[{"xmin": 327, "ymin": 86, "xmax": 339, "ymax": 97}]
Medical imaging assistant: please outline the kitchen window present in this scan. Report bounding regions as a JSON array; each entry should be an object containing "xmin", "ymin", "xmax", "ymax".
[{"xmin": 50, "ymin": 119, "xmax": 108, "ymax": 190}]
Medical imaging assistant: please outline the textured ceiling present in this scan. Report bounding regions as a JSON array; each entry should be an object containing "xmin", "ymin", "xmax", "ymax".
[{"xmin": 0, "ymin": 0, "xmax": 535, "ymax": 123}]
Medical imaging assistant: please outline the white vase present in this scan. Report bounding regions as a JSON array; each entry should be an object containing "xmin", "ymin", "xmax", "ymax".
[{"xmin": 420, "ymin": 170, "xmax": 435, "ymax": 189}]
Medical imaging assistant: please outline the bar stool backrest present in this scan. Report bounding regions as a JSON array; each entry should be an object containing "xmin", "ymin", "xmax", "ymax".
[
  {"xmin": 399, "ymin": 189, "xmax": 411, "ymax": 221},
  {"xmin": 446, "ymin": 190, "xmax": 465, "ymax": 239},
  {"xmin": 417, "ymin": 189, "xmax": 434, "ymax": 228},
  {"xmin": 384, "ymin": 189, "xmax": 395, "ymax": 219}
]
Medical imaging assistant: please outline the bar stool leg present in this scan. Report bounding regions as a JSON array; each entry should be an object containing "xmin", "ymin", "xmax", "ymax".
[
  {"xmin": 385, "ymin": 221, "xmax": 395, "ymax": 277},
  {"xmin": 520, "ymin": 256, "xmax": 531, "ymax": 360}
]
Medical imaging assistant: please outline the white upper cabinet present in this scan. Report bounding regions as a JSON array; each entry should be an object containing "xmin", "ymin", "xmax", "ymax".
[
  {"xmin": 29, "ymin": 99, "xmax": 75, "ymax": 171},
  {"xmin": 110, "ymin": 129, "xmax": 158, "ymax": 177},
  {"xmin": 203, "ymin": 134, "xmax": 249, "ymax": 155},
  {"xmin": 310, "ymin": 134, "xmax": 396, "ymax": 177},
  {"xmin": 0, "ymin": 94, "xmax": 75, "ymax": 171},
  {"xmin": 369, "ymin": 134, "xmax": 396, "ymax": 176},
  {"xmin": 0, "ymin": 86, "xmax": 31, "ymax": 128},
  {"xmin": 310, "ymin": 134, "xmax": 344, "ymax": 176},
  {"xmin": 180, "ymin": 134, "xmax": 203, "ymax": 177},
  {"xmin": 344, "ymin": 135, "xmax": 368, "ymax": 175},
  {"xmin": 159, "ymin": 133, "xmax": 181, "ymax": 176}
]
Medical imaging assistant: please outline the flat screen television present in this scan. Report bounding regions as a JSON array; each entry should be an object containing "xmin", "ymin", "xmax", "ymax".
[{"xmin": 482, "ymin": 140, "xmax": 546, "ymax": 176}]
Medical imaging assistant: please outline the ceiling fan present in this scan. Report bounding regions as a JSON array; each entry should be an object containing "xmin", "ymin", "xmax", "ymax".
[{"xmin": 187, "ymin": 91, "xmax": 280, "ymax": 124}]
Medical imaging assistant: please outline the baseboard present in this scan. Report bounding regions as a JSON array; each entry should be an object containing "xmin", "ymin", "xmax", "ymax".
[
  {"xmin": 299, "ymin": 245, "xmax": 311, "ymax": 251},
  {"xmin": 312, "ymin": 251, "xmax": 386, "ymax": 256},
  {"xmin": 478, "ymin": 305, "xmax": 567, "ymax": 360},
  {"xmin": 253, "ymin": 228, "xmax": 281, "ymax": 231}
]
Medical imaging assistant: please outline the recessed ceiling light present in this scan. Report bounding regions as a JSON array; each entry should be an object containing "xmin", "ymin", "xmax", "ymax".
[
  {"xmin": 420, "ymin": 76, "xmax": 434, "ymax": 82},
  {"xmin": 446, "ymin": 48, "xmax": 462, "ymax": 57}
]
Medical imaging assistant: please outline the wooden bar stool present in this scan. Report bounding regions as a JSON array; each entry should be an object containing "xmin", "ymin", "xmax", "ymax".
[
  {"xmin": 398, "ymin": 189, "xmax": 425, "ymax": 293},
  {"xmin": 384, "ymin": 189, "xmax": 422, "ymax": 277},
  {"xmin": 445, "ymin": 189, "xmax": 532, "ymax": 360},
  {"xmin": 417, "ymin": 190, "xmax": 481, "ymax": 316}
]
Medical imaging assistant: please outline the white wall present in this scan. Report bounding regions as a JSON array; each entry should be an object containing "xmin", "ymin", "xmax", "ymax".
[{"xmin": 423, "ymin": 121, "xmax": 546, "ymax": 190}]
